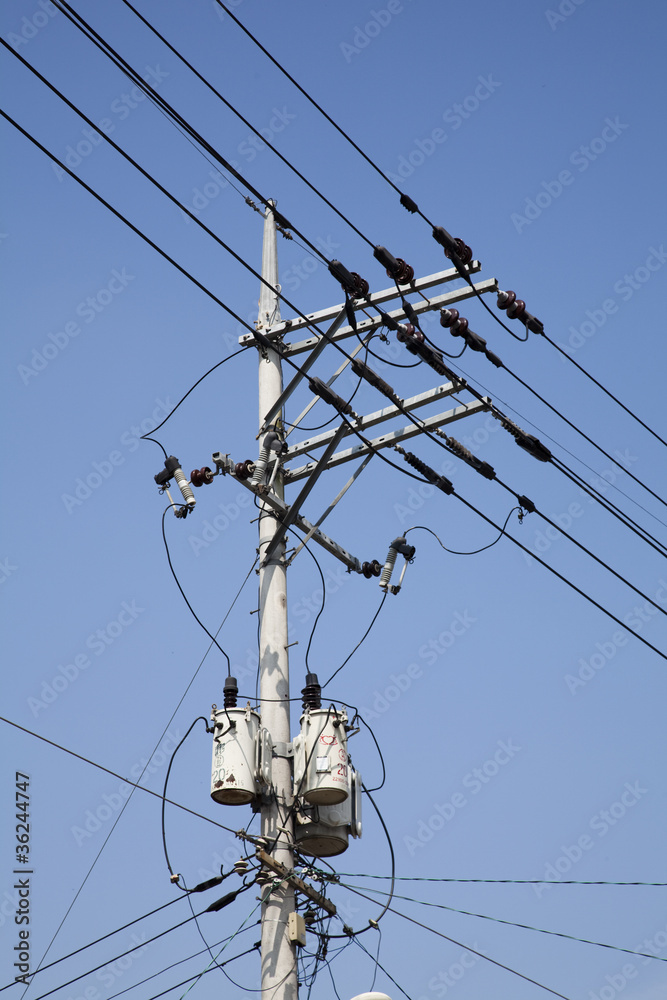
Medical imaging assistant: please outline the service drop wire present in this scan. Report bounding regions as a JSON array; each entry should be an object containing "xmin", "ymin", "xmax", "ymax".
[
  {"xmin": 161, "ymin": 505, "xmax": 231, "ymax": 672},
  {"xmin": 406, "ymin": 511, "xmax": 520, "ymax": 557}
]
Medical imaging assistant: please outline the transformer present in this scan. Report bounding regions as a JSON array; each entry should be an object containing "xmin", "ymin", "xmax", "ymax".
[
  {"xmin": 210, "ymin": 704, "xmax": 260, "ymax": 805},
  {"xmin": 294, "ymin": 706, "xmax": 350, "ymax": 806},
  {"xmin": 295, "ymin": 768, "xmax": 362, "ymax": 858}
]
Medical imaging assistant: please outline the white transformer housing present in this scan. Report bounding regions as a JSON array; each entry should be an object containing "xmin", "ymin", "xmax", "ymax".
[
  {"xmin": 295, "ymin": 768, "xmax": 362, "ymax": 857},
  {"xmin": 210, "ymin": 705, "xmax": 260, "ymax": 805},
  {"xmin": 294, "ymin": 706, "xmax": 350, "ymax": 805}
]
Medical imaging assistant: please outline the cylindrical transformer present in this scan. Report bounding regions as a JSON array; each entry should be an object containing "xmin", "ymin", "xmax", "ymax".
[
  {"xmin": 294, "ymin": 797, "xmax": 351, "ymax": 858},
  {"xmin": 210, "ymin": 705, "xmax": 259, "ymax": 805},
  {"xmin": 295, "ymin": 707, "xmax": 349, "ymax": 806}
]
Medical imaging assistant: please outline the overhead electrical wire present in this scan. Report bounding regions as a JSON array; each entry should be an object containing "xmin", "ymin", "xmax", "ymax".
[
  {"xmin": 20, "ymin": 553, "xmax": 258, "ymax": 992},
  {"xmin": 0, "ymin": 715, "xmax": 251, "ymax": 841},
  {"xmin": 161, "ymin": 505, "xmax": 232, "ymax": 672},
  {"xmin": 10, "ymin": 29, "xmax": 658, "ymax": 571},
  {"xmin": 336, "ymin": 873, "xmax": 667, "ymax": 886},
  {"xmin": 338, "ymin": 884, "xmax": 574, "ymax": 1000},
  {"xmin": 340, "ymin": 883, "xmax": 667, "ymax": 964},
  {"xmin": 211, "ymin": 0, "xmax": 667, "ymax": 454},
  {"xmin": 322, "ymin": 593, "xmax": 388, "ymax": 689}
]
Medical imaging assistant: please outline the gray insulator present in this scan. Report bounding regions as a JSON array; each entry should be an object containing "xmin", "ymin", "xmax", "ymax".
[
  {"xmin": 173, "ymin": 466, "xmax": 196, "ymax": 506},
  {"xmin": 379, "ymin": 546, "xmax": 398, "ymax": 589},
  {"xmin": 251, "ymin": 446, "xmax": 270, "ymax": 486}
]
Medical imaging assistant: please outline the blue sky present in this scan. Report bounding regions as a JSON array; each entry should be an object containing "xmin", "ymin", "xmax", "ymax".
[{"xmin": 1, "ymin": 1, "xmax": 666, "ymax": 998}]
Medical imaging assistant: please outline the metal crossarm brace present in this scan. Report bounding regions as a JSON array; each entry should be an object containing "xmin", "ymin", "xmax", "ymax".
[
  {"xmin": 256, "ymin": 850, "xmax": 337, "ymax": 917},
  {"xmin": 260, "ymin": 307, "xmax": 347, "ymax": 432},
  {"xmin": 286, "ymin": 381, "xmax": 469, "ymax": 460},
  {"xmin": 287, "ymin": 398, "xmax": 490, "ymax": 481},
  {"xmin": 239, "ymin": 262, "xmax": 482, "ymax": 348},
  {"xmin": 281, "ymin": 277, "xmax": 498, "ymax": 357},
  {"xmin": 229, "ymin": 472, "xmax": 363, "ymax": 571},
  {"xmin": 262, "ymin": 421, "xmax": 349, "ymax": 564}
]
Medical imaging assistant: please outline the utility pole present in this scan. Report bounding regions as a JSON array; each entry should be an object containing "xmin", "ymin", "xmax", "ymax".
[
  {"xmin": 256, "ymin": 201, "xmax": 298, "ymax": 1000},
  {"xmin": 201, "ymin": 205, "xmax": 497, "ymax": 998}
]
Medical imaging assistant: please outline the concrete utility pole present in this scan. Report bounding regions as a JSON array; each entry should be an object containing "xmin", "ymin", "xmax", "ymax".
[{"xmin": 257, "ymin": 202, "xmax": 298, "ymax": 1000}]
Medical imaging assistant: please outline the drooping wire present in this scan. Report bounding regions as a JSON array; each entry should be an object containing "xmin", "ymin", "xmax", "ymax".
[
  {"xmin": 349, "ymin": 935, "xmax": 413, "ymax": 1000},
  {"xmin": 406, "ymin": 509, "xmax": 521, "ymax": 556},
  {"xmin": 161, "ymin": 505, "xmax": 232, "ymax": 672},
  {"xmin": 161, "ymin": 717, "xmax": 211, "ymax": 885},
  {"xmin": 322, "ymin": 593, "xmax": 388, "ymax": 689},
  {"xmin": 300, "ymin": 536, "xmax": 327, "ymax": 674}
]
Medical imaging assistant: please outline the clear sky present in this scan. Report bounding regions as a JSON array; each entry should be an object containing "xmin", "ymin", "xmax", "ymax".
[{"xmin": 1, "ymin": 1, "xmax": 666, "ymax": 998}]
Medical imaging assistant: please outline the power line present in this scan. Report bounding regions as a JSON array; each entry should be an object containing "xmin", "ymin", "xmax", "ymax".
[
  {"xmin": 340, "ymin": 885, "xmax": 573, "ymax": 999},
  {"xmin": 339, "ymin": 882, "xmax": 667, "ymax": 964},
  {"xmin": 336, "ymin": 873, "xmax": 667, "ymax": 886},
  {"xmin": 0, "ymin": 715, "xmax": 251, "ymax": 840}
]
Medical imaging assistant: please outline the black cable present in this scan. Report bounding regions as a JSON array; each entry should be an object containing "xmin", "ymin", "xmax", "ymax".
[
  {"xmin": 429, "ymin": 434, "xmax": 667, "ymax": 618},
  {"xmin": 301, "ymin": 537, "xmax": 327, "ymax": 673},
  {"xmin": 501, "ymin": 357, "xmax": 667, "ymax": 511},
  {"xmin": 161, "ymin": 505, "xmax": 232, "ymax": 672},
  {"xmin": 551, "ymin": 454, "xmax": 667, "ymax": 557},
  {"xmin": 540, "ymin": 330, "xmax": 667, "ymax": 450},
  {"xmin": 21, "ymin": 554, "xmax": 258, "ymax": 990},
  {"xmin": 161, "ymin": 717, "xmax": 211, "ymax": 884},
  {"xmin": 322, "ymin": 593, "xmax": 387, "ymax": 689},
  {"xmin": 107, "ymin": 942, "xmax": 260, "ymax": 1000},
  {"xmin": 0, "ymin": 895, "xmax": 188, "ymax": 991},
  {"xmin": 338, "ymin": 884, "xmax": 574, "ymax": 1000},
  {"xmin": 339, "ymin": 883, "xmax": 667, "ymax": 965},
  {"xmin": 17, "ymin": 906, "xmax": 214, "ymax": 1000},
  {"xmin": 388, "ymin": 448, "xmax": 667, "ymax": 661},
  {"xmin": 336, "ymin": 873, "xmax": 667, "ymax": 886},
  {"xmin": 354, "ymin": 715, "xmax": 387, "ymax": 793},
  {"xmin": 0, "ymin": 715, "xmax": 249, "ymax": 840},
  {"xmin": 118, "ymin": 0, "xmax": 376, "ymax": 252},
  {"xmin": 349, "ymin": 935, "xmax": 413, "ymax": 1000},
  {"xmin": 406, "ymin": 509, "xmax": 520, "ymax": 556},
  {"xmin": 102, "ymin": 931, "xmax": 260, "ymax": 1000}
]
